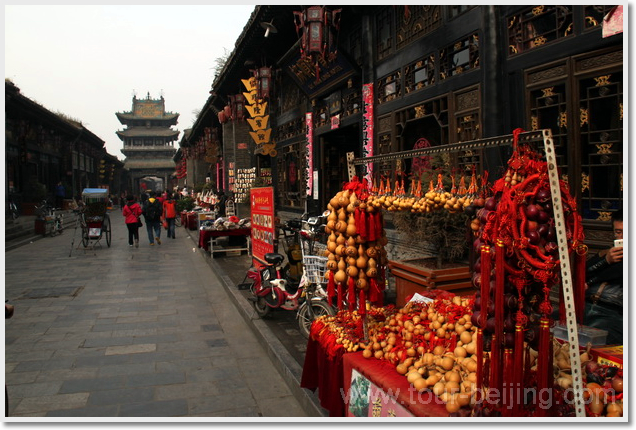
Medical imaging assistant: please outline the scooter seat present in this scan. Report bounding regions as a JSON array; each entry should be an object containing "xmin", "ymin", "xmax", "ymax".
[{"xmin": 264, "ymin": 253, "xmax": 285, "ymax": 266}]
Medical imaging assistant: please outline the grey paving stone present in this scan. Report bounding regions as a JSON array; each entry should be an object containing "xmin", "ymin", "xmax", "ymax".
[
  {"xmin": 12, "ymin": 357, "xmax": 75, "ymax": 373},
  {"xmin": 88, "ymin": 387, "xmax": 154, "ymax": 406},
  {"xmin": 97, "ymin": 363, "xmax": 155, "ymax": 377},
  {"xmin": 12, "ymin": 393, "xmax": 90, "ymax": 415},
  {"xmin": 58, "ymin": 376, "xmax": 126, "ymax": 394},
  {"xmin": 46, "ymin": 404, "xmax": 119, "ymax": 417},
  {"xmin": 119, "ymin": 399, "xmax": 188, "ymax": 417},
  {"xmin": 82, "ymin": 337, "xmax": 134, "ymax": 348},
  {"xmin": 187, "ymin": 389, "xmax": 257, "ymax": 416},
  {"xmin": 153, "ymin": 381, "xmax": 220, "ymax": 401},
  {"xmin": 74, "ymin": 354, "xmax": 130, "ymax": 368},
  {"xmin": 126, "ymin": 372, "xmax": 185, "ymax": 387},
  {"xmin": 6, "ymin": 381, "xmax": 63, "ymax": 398}
]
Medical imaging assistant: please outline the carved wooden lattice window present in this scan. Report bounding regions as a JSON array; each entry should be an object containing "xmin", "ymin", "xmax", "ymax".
[
  {"xmin": 377, "ymin": 71, "xmax": 401, "ymax": 104},
  {"xmin": 579, "ymin": 72, "xmax": 623, "ymax": 220},
  {"xmin": 508, "ymin": 6, "xmax": 574, "ymax": 56},
  {"xmin": 529, "ymin": 83, "xmax": 568, "ymax": 169},
  {"xmin": 584, "ymin": 5, "xmax": 618, "ymax": 30},
  {"xmin": 405, "ymin": 54, "xmax": 435, "ymax": 94},
  {"xmin": 439, "ymin": 34, "xmax": 479, "ymax": 81},
  {"xmin": 279, "ymin": 79, "xmax": 303, "ymax": 114},
  {"xmin": 275, "ymin": 117, "xmax": 305, "ymax": 143},
  {"xmin": 453, "ymin": 87, "xmax": 482, "ymax": 173},
  {"xmin": 376, "ymin": 7, "xmax": 393, "ymax": 62},
  {"xmin": 377, "ymin": 133, "xmax": 393, "ymax": 180},
  {"xmin": 395, "ymin": 6, "xmax": 441, "ymax": 51},
  {"xmin": 276, "ymin": 143, "xmax": 303, "ymax": 208},
  {"xmin": 342, "ymin": 89, "xmax": 361, "ymax": 117},
  {"xmin": 313, "ymin": 104, "xmax": 329, "ymax": 129}
]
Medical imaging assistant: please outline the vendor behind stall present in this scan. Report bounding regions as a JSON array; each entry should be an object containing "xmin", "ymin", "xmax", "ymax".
[{"xmin": 584, "ymin": 209, "xmax": 623, "ymax": 345}]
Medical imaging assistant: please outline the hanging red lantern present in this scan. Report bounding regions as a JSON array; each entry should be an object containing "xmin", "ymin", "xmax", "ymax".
[
  {"xmin": 218, "ymin": 111, "xmax": 226, "ymax": 124},
  {"xmin": 224, "ymin": 105, "xmax": 232, "ymax": 119},
  {"xmin": 293, "ymin": 6, "xmax": 341, "ymax": 81},
  {"xmin": 232, "ymin": 94, "xmax": 245, "ymax": 120},
  {"xmin": 253, "ymin": 67, "xmax": 272, "ymax": 100}
]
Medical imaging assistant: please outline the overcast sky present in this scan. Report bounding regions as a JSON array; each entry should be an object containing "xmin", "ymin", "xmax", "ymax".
[{"xmin": 5, "ymin": 4, "xmax": 256, "ymax": 160}]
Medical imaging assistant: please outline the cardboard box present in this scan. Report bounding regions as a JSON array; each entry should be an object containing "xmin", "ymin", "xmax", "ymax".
[{"xmin": 590, "ymin": 345, "xmax": 623, "ymax": 368}]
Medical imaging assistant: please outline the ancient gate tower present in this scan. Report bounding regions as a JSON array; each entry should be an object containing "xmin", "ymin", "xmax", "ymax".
[{"xmin": 117, "ymin": 92, "xmax": 179, "ymax": 194}]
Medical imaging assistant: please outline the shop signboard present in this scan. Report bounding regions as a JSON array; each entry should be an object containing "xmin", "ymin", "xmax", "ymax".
[
  {"xmin": 362, "ymin": 83, "xmax": 374, "ymax": 184},
  {"xmin": 306, "ymin": 113, "xmax": 313, "ymax": 196},
  {"xmin": 250, "ymin": 186, "xmax": 275, "ymax": 267}
]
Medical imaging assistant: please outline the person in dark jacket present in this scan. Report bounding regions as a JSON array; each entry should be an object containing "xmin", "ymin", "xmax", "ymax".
[
  {"xmin": 584, "ymin": 209, "xmax": 623, "ymax": 344},
  {"xmin": 142, "ymin": 191, "xmax": 163, "ymax": 246}
]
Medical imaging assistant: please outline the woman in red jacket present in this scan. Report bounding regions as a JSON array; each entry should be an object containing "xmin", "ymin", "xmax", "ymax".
[{"xmin": 122, "ymin": 195, "xmax": 143, "ymax": 247}]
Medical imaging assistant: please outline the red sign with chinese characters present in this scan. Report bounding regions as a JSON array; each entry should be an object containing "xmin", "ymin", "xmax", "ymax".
[
  {"xmin": 250, "ymin": 187, "xmax": 275, "ymax": 267},
  {"xmin": 362, "ymin": 83, "xmax": 374, "ymax": 184}
]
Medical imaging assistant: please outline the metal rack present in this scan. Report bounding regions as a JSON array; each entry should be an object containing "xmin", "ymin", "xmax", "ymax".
[{"xmin": 347, "ymin": 129, "xmax": 585, "ymax": 417}]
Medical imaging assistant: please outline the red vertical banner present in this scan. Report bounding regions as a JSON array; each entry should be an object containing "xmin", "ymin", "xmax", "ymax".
[
  {"xmin": 362, "ymin": 83, "xmax": 374, "ymax": 184},
  {"xmin": 250, "ymin": 187, "xmax": 275, "ymax": 267},
  {"xmin": 306, "ymin": 113, "xmax": 314, "ymax": 197}
]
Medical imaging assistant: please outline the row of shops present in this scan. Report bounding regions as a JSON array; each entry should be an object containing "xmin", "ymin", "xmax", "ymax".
[{"xmin": 165, "ymin": 5, "xmax": 626, "ymax": 419}]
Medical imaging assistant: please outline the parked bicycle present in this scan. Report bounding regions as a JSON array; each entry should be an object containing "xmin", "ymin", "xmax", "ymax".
[
  {"xmin": 6, "ymin": 196, "xmax": 19, "ymax": 220},
  {"xmin": 244, "ymin": 213, "xmax": 335, "ymax": 337},
  {"xmin": 34, "ymin": 199, "xmax": 64, "ymax": 236}
]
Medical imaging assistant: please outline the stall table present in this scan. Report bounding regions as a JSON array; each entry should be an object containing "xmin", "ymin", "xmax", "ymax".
[
  {"xmin": 301, "ymin": 333, "xmax": 448, "ymax": 418},
  {"xmin": 198, "ymin": 228, "xmax": 251, "ymax": 257}
]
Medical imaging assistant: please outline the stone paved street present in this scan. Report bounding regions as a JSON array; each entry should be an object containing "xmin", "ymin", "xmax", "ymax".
[{"xmin": 4, "ymin": 213, "xmax": 308, "ymax": 418}]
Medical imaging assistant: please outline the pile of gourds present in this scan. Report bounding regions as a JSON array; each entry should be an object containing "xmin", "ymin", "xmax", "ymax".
[
  {"xmin": 365, "ymin": 173, "xmax": 485, "ymax": 216},
  {"xmin": 324, "ymin": 188, "xmax": 388, "ymax": 310}
]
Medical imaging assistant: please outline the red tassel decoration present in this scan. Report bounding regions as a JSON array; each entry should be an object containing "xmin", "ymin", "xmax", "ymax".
[
  {"xmin": 575, "ymin": 250, "xmax": 587, "ymax": 324},
  {"xmin": 502, "ymin": 348, "xmax": 514, "ymax": 416},
  {"xmin": 476, "ymin": 329, "xmax": 484, "ymax": 402},
  {"xmin": 348, "ymin": 277, "xmax": 356, "ymax": 312},
  {"xmin": 359, "ymin": 289, "xmax": 366, "ymax": 316},
  {"xmin": 512, "ymin": 322, "xmax": 525, "ymax": 416},
  {"xmin": 327, "ymin": 271, "xmax": 336, "ymax": 307},
  {"xmin": 337, "ymin": 282, "xmax": 344, "ymax": 310},
  {"xmin": 535, "ymin": 316, "xmax": 551, "ymax": 417},
  {"xmin": 493, "ymin": 239, "xmax": 505, "ymax": 398},
  {"xmin": 480, "ymin": 245, "xmax": 491, "ymax": 329}
]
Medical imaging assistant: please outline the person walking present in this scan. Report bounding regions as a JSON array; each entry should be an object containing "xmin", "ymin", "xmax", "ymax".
[
  {"xmin": 122, "ymin": 195, "xmax": 143, "ymax": 248},
  {"xmin": 55, "ymin": 181, "xmax": 65, "ymax": 209},
  {"xmin": 142, "ymin": 191, "xmax": 163, "ymax": 246},
  {"xmin": 163, "ymin": 192, "xmax": 178, "ymax": 239}
]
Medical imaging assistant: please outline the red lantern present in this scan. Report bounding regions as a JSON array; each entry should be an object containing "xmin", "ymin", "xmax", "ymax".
[
  {"xmin": 231, "ymin": 94, "xmax": 245, "ymax": 120},
  {"xmin": 254, "ymin": 67, "xmax": 272, "ymax": 100},
  {"xmin": 293, "ymin": 6, "xmax": 341, "ymax": 81},
  {"xmin": 218, "ymin": 111, "xmax": 226, "ymax": 123},
  {"xmin": 224, "ymin": 105, "xmax": 232, "ymax": 119}
]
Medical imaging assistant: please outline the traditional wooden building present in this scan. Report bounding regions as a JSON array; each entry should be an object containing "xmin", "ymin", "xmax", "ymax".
[
  {"xmin": 117, "ymin": 92, "xmax": 179, "ymax": 193},
  {"xmin": 5, "ymin": 79, "xmax": 124, "ymax": 212},
  {"xmin": 190, "ymin": 5, "xmax": 623, "ymax": 253}
]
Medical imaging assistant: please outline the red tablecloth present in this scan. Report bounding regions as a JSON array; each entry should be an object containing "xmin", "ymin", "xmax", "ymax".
[
  {"xmin": 342, "ymin": 352, "xmax": 448, "ymax": 417},
  {"xmin": 186, "ymin": 213, "xmax": 198, "ymax": 230},
  {"xmin": 300, "ymin": 335, "xmax": 347, "ymax": 417},
  {"xmin": 198, "ymin": 228, "xmax": 251, "ymax": 251},
  {"xmin": 301, "ymin": 335, "xmax": 449, "ymax": 417}
]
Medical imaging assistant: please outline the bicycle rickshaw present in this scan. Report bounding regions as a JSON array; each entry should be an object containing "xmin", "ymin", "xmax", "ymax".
[{"xmin": 75, "ymin": 188, "xmax": 112, "ymax": 249}]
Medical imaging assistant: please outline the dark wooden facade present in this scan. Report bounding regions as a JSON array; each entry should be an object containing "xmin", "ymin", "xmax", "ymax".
[
  {"xmin": 5, "ymin": 80, "xmax": 125, "ymax": 210},
  {"xmin": 189, "ymin": 5, "xmax": 623, "ymax": 250}
]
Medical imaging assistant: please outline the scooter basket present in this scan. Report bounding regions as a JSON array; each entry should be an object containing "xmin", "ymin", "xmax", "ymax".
[{"xmin": 302, "ymin": 255, "xmax": 328, "ymax": 285}]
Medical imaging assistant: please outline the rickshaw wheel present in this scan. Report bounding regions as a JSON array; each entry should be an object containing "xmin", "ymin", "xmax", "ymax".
[
  {"xmin": 104, "ymin": 215, "xmax": 111, "ymax": 247},
  {"xmin": 81, "ymin": 227, "xmax": 89, "ymax": 248}
]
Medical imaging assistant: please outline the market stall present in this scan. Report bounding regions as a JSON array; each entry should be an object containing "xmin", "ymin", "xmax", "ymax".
[
  {"xmin": 299, "ymin": 129, "xmax": 624, "ymax": 419},
  {"xmin": 197, "ymin": 215, "xmax": 251, "ymax": 256}
]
